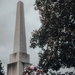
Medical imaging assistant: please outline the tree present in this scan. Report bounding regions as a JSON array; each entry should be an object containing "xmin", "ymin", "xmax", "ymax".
[
  {"xmin": 30, "ymin": 0, "xmax": 75, "ymax": 73},
  {"xmin": 0, "ymin": 61, "xmax": 4, "ymax": 75}
]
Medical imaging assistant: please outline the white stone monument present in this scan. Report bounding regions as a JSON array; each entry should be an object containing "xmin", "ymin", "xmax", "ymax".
[{"xmin": 7, "ymin": 1, "xmax": 30, "ymax": 75}]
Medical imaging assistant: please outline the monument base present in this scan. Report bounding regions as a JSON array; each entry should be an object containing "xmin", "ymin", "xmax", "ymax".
[
  {"xmin": 7, "ymin": 52, "xmax": 31, "ymax": 75},
  {"xmin": 7, "ymin": 62, "xmax": 31, "ymax": 75}
]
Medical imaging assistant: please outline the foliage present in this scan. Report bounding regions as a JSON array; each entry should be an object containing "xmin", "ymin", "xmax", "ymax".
[
  {"xmin": 0, "ymin": 61, "xmax": 4, "ymax": 75},
  {"xmin": 30, "ymin": 0, "xmax": 75, "ymax": 73}
]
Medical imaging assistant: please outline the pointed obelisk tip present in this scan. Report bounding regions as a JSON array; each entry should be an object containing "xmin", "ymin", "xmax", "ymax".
[{"xmin": 17, "ymin": 1, "xmax": 23, "ymax": 4}]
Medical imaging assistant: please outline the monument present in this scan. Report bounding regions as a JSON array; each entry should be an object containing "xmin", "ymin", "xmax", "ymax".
[{"xmin": 7, "ymin": 1, "xmax": 30, "ymax": 75}]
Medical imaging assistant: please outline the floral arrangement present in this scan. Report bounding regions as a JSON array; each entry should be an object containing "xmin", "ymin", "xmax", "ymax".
[{"xmin": 21, "ymin": 65, "xmax": 44, "ymax": 75}]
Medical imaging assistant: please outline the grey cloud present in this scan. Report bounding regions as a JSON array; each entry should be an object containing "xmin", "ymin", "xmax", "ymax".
[
  {"xmin": 0, "ymin": 0, "xmax": 74, "ymax": 74},
  {"xmin": 0, "ymin": 0, "xmax": 40, "ymax": 74}
]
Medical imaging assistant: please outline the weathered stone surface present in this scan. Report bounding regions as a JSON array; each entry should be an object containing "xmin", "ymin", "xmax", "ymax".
[
  {"xmin": 7, "ymin": 1, "xmax": 30, "ymax": 75},
  {"xmin": 14, "ymin": 1, "xmax": 27, "ymax": 53}
]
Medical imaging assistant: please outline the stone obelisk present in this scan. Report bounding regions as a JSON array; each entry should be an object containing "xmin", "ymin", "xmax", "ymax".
[{"xmin": 7, "ymin": 1, "xmax": 30, "ymax": 75}]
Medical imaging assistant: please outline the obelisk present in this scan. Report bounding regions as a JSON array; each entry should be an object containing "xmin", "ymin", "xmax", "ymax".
[{"xmin": 7, "ymin": 1, "xmax": 30, "ymax": 75}]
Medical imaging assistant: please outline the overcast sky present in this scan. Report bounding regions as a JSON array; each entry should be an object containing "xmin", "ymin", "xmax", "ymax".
[
  {"xmin": 0, "ymin": 0, "xmax": 75, "ymax": 74},
  {"xmin": 0, "ymin": 0, "xmax": 41, "ymax": 74}
]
